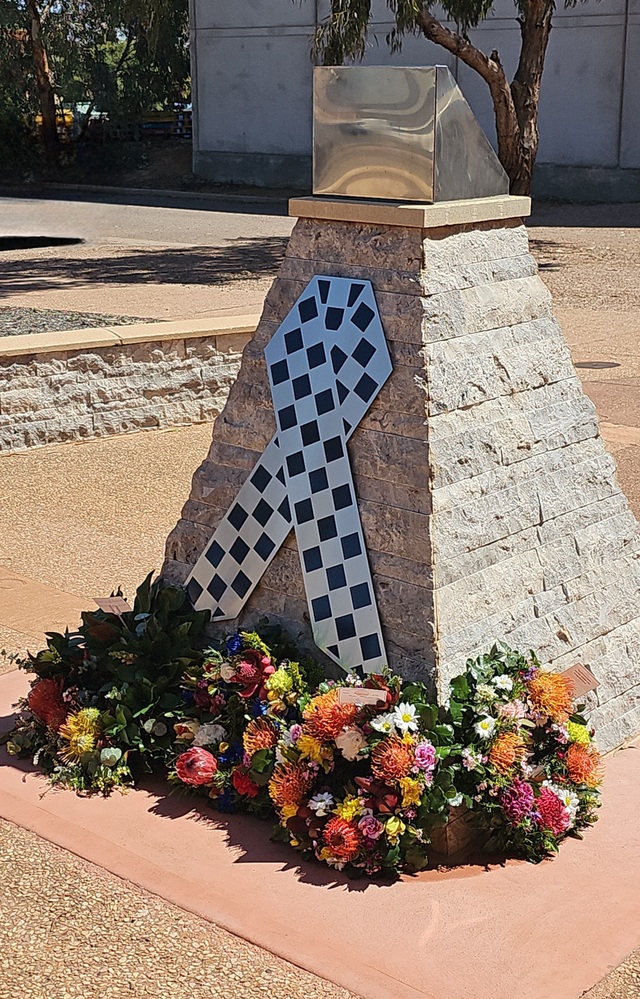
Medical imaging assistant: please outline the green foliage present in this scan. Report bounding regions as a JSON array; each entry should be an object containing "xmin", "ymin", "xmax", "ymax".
[
  {"xmin": 10, "ymin": 574, "xmax": 209, "ymax": 790},
  {"xmin": 1, "ymin": 0, "xmax": 190, "ymax": 127}
]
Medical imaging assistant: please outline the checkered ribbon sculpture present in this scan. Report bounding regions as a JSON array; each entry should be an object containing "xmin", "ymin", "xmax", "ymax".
[{"xmin": 186, "ymin": 276, "xmax": 392, "ymax": 673}]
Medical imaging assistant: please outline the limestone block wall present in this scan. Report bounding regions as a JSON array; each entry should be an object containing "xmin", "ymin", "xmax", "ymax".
[
  {"xmin": 164, "ymin": 211, "xmax": 640, "ymax": 751},
  {"xmin": 0, "ymin": 320, "xmax": 255, "ymax": 453}
]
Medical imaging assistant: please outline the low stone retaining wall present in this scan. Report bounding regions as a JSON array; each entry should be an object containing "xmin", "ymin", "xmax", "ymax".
[{"xmin": 0, "ymin": 317, "xmax": 259, "ymax": 452}]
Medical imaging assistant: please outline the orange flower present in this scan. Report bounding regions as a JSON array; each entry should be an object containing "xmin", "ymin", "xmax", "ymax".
[
  {"xmin": 527, "ymin": 670, "xmax": 573, "ymax": 724},
  {"xmin": 269, "ymin": 762, "xmax": 315, "ymax": 809},
  {"xmin": 371, "ymin": 736, "xmax": 414, "ymax": 783},
  {"xmin": 566, "ymin": 743, "xmax": 603, "ymax": 788},
  {"xmin": 302, "ymin": 689, "xmax": 358, "ymax": 742},
  {"xmin": 323, "ymin": 817, "xmax": 362, "ymax": 861},
  {"xmin": 243, "ymin": 717, "xmax": 278, "ymax": 756},
  {"xmin": 488, "ymin": 731, "xmax": 527, "ymax": 774}
]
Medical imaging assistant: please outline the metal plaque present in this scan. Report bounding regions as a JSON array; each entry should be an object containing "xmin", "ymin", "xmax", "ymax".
[{"xmin": 313, "ymin": 65, "xmax": 509, "ymax": 203}]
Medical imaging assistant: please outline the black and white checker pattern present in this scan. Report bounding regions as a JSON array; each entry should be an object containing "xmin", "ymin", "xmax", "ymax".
[{"xmin": 185, "ymin": 276, "xmax": 392, "ymax": 673}]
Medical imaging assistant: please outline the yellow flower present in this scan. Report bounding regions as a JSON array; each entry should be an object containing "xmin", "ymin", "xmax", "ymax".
[
  {"xmin": 58, "ymin": 709, "xmax": 102, "ymax": 764},
  {"xmin": 334, "ymin": 795, "xmax": 363, "ymax": 821},
  {"xmin": 296, "ymin": 733, "xmax": 332, "ymax": 766},
  {"xmin": 318, "ymin": 847, "xmax": 333, "ymax": 862},
  {"xmin": 385, "ymin": 816, "xmax": 406, "ymax": 844},
  {"xmin": 280, "ymin": 803, "xmax": 298, "ymax": 820},
  {"xmin": 402, "ymin": 733, "xmax": 415, "ymax": 746},
  {"xmin": 399, "ymin": 777, "xmax": 422, "ymax": 808},
  {"xmin": 567, "ymin": 721, "xmax": 591, "ymax": 745},
  {"xmin": 218, "ymin": 741, "xmax": 229, "ymax": 753}
]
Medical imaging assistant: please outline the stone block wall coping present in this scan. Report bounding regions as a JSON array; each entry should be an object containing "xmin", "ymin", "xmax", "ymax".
[
  {"xmin": 289, "ymin": 194, "xmax": 532, "ymax": 229},
  {"xmin": 0, "ymin": 315, "xmax": 262, "ymax": 360}
]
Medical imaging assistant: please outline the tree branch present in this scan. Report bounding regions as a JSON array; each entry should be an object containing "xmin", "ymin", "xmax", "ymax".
[
  {"xmin": 415, "ymin": 9, "xmax": 505, "ymax": 91},
  {"xmin": 415, "ymin": 7, "xmax": 523, "ymax": 184}
]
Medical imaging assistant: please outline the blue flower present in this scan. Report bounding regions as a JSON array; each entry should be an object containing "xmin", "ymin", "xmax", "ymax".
[
  {"xmin": 215, "ymin": 789, "xmax": 236, "ymax": 814},
  {"xmin": 226, "ymin": 633, "xmax": 242, "ymax": 654},
  {"xmin": 180, "ymin": 689, "xmax": 195, "ymax": 705},
  {"xmin": 251, "ymin": 700, "xmax": 269, "ymax": 717}
]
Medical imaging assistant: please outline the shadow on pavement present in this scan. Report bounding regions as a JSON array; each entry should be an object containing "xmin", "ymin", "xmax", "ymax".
[{"xmin": 0, "ymin": 236, "xmax": 288, "ymax": 295}]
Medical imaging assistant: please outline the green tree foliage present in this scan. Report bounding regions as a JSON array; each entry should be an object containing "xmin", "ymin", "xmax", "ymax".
[
  {"xmin": 309, "ymin": 0, "xmax": 575, "ymax": 196},
  {"xmin": 0, "ymin": 0, "xmax": 190, "ymax": 166}
]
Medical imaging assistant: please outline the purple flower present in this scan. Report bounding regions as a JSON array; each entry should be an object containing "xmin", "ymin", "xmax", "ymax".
[
  {"xmin": 500, "ymin": 778, "xmax": 535, "ymax": 826},
  {"xmin": 358, "ymin": 814, "xmax": 385, "ymax": 840}
]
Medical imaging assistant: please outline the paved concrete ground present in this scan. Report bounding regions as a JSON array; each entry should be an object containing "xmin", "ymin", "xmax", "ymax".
[
  {"xmin": 0, "ymin": 191, "xmax": 290, "ymax": 320},
  {"xmin": 0, "ymin": 194, "xmax": 639, "ymax": 998}
]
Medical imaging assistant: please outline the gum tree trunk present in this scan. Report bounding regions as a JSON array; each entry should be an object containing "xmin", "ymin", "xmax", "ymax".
[
  {"xmin": 25, "ymin": 0, "xmax": 58, "ymax": 164},
  {"xmin": 416, "ymin": 0, "xmax": 553, "ymax": 197}
]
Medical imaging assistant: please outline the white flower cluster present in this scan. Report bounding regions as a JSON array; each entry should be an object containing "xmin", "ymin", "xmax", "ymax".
[
  {"xmin": 193, "ymin": 722, "xmax": 227, "ymax": 747},
  {"xmin": 370, "ymin": 702, "xmax": 419, "ymax": 736}
]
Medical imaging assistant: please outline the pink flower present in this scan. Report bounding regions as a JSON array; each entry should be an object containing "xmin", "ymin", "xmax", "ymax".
[
  {"xmin": 536, "ymin": 786, "xmax": 571, "ymax": 837},
  {"xmin": 175, "ymin": 747, "xmax": 217, "ymax": 786},
  {"xmin": 498, "ymin": 701, "xmax": 527, "ymax": 720},
  {"xmin": 229, "ymin": 650, "xmax": 275, "ymax": 699},
  {"xmin": 414, "ymin": 740, "xmax": 437, "ymax": 774},
  {"xmin": 499, "ymin": 778, "xmax": 535, "ymax": 825},
  {"xmin": 358, "ymin": 814, "xmax": 385, "ymax": 840}
]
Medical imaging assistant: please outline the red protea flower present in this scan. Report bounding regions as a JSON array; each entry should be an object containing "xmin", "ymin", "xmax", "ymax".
[
  {"xmin": 536, "ymin": 786, "xmax": 570, "ymax": 837},
  {"xmin": 565, "ymin": 743, "xmax": 604, "ymax": 788},
  {"xmin": 229, "ymin": 650, "xmax": 275, "ymax": 699},
  {"xmin": 27, "ymin": 678, "xmax": 68, "ymax": 731},
  {"xmin": 269, "ymin": 762, "xmax": 315, "ymax": 809},
  {"xmin": 371, "ymin": 736, "xmax": 414, "ymax": 782},
  {"xmin": 175, "ymin": 747, "xmax": 217, "ymax": 786},
  {"xmin": 231, "ymin": 766, "xmax": 260, "ymax": 798},
  {"xmin": 323, "ymin": 817, "xmax": 362, "ymax": 861},
  {"xmin": 303, "ymin": 689, "xmax": 358, "ymax": 742},
  {"xmin": 243, "ymin": 717, "xmax": 279, "ymax": 756}
]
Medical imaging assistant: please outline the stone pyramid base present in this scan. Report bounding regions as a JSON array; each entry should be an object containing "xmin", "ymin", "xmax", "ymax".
[{"xmin": 164, "ymin": 196, "xmax": 640, "ymax": 752}]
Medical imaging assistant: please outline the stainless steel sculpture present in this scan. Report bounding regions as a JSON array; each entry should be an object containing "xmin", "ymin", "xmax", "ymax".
[{"xmin": 313, "ymin": 65, "xmax": 509, "ymax": 203}]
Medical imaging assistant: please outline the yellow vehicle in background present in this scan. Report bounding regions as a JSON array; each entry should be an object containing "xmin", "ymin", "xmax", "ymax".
[{"xmin": 34, "ymin": 108, "xmax": 74, "ymax": 133}]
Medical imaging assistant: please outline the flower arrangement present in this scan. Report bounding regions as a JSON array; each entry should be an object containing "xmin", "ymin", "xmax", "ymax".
[
  {"xmin": 3, "ymin": 570, "xmax": 604, "ymax": 873},
  {"xmin": 447, "ymin": 645, "xmax": 603, "ymax": 862},
  {"xmin": 265, "ymin": 675, "xmax": 459, "ymax": 876},
  {"xmin": 167, "ymin": 628, "xmax": 318, "ymax": 817},
  {"xmin": 5, "ymin": 574, "xmax": 209, "ymax": 792}
]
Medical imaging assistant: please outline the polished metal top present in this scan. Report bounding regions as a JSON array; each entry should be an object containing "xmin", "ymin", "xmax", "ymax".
[{"xmin": 313, "ymin": 66, "xmax": 509, "ymax": 204}]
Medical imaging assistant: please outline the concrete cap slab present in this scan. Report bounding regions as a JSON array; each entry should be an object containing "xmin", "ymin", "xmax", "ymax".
[
  {"xmin": 0, "ymin": 316, "xmax": 261, "ymax": 358},
  {"xmin": 289, "ymin": 194, "xmax": 532, "ymax": 229}
]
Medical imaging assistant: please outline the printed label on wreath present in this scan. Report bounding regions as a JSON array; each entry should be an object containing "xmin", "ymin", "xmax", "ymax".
[
  {"xmin": 559, "ymin": 663, "xmax": 600, "ymax": 699},
  {"xmin": 94, "ymin": 596, "xmax": 132, "ymax": 616},
  {"xmin": 337, "ymin": 687, "xmax": 387, "ymax": 706}
]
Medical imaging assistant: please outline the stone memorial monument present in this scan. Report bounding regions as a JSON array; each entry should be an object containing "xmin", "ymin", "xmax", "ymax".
[{"xmin": 164, "ymin": 66, "xmax": 640, "ymax": 753}]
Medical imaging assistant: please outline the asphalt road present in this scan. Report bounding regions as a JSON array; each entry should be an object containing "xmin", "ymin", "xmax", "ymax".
[{"xmin": 0, "ymin": 189, "xmax": 293, "ymax": 247}]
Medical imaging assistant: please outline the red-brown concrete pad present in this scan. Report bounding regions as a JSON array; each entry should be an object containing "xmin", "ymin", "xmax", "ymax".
[{"xmin": 1, "ymin": 668, "xmax": 639, "ymax": 999}]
